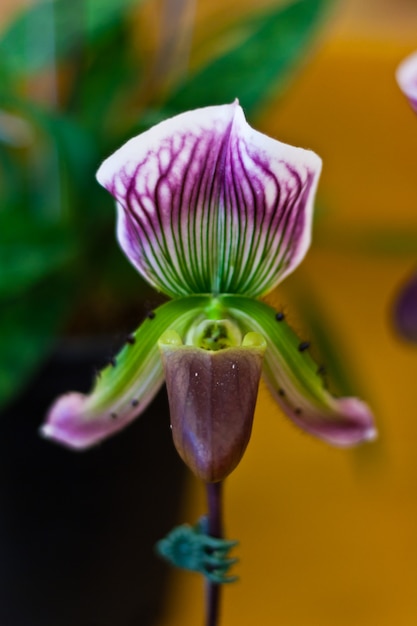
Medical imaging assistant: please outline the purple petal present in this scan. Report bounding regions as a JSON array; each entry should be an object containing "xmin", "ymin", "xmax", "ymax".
[
  {"xmin": 396, "ymin": 51, "xmax": 417, "ymax": 113},
  {"xmin": 96, "ymin": 102, "xmax": 321, "ymax": 298},
  {"xmin": 278, "ymin": 395, "xmax": 376, "ymax": 447},
  {"xmin": 393, "ymin": 270, "xmax": 417, "ymax": 342},
  {"xmin": 223, "ymin": 295, "xmax": 377, "ymax": 447},
  {"xmin": 41, "ymin": 390, "xmax": 159, "ymax": 450}
]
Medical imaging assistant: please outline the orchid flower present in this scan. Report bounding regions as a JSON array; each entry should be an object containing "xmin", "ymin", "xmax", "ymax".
[
  {"xmin": 394, "ymin": 52, "xmax": 417, "ymax": 341},
  {"xmin": 42, "ymin": 102, "xmax": 376, "ymax": 482}
]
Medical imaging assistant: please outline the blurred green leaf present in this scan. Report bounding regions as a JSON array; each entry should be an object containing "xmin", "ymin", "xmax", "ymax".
[
  {"xmin": 284, "ymin": 278, "xmax": 362, "ymax": 398},
  {"xmin": 165, "ymin": 0, "xmax": 332, "ymax": 116},
  {"xmin": 0, "ymin": 0, "xmax": 143, "ymax": 78},
  {"xmin": 315, "ymin": 226, "xmax": 417, "ymax": 257},
  {"xmin": 27, "ymin": 108, "xmax": 99, "ymax": 220},
  {"xmin": 0, "ymin": 98, "xmax": 99, "ymax": 220},
  {"xmin": 296, "ymin": 299, "xmax": 358, "ymax": 397},
  {"xmin": 66, "ymin": 22, "xmax": 142, "ymax": 135},
  {"xmin": 0, "ymin": 213, "xmax": 76, "ymax": 298},
  {"xmin": 0, "ymin": 274, "xmax": 74, "ymax": 408},
  {"xmin": 0, "ymin": 145, "xmax": 27, "ymax": 209}
]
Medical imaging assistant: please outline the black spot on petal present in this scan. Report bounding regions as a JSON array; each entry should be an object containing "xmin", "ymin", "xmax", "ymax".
[
  {"xmin": 126, "ymin": 333, "xmax": 136, "ymax": 345},
  {"xmin": 147, "ymin": 311, "xmax": 156, "ymax": 320},
  {"xmin": 275, "ymin": 312, "xmax": 285, "ymax": 322},
  {"xmin": 131, "ymin": 399, "xmax": 139, "ymax": 407},
  {"xmin": 298, "ymin": 341, "xmax": 310, "ymax": 352}
]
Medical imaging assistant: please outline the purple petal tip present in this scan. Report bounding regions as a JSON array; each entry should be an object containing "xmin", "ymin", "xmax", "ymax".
[
  {"xmin": 41, "ymin": 392, "xmax": 136, "ymax": 450},
  {"xmin": 289, "ymin": 396, "xmax": 377, "ymax": 448}
]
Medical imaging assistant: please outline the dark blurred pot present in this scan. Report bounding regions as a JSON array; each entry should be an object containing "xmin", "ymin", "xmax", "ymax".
[{"xmin": 0, "ymin": 337, "xmax": 186, "ymax": 626}]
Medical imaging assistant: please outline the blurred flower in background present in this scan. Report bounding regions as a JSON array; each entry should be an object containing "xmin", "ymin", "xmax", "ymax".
[{"xmin": 393, "ymin": 50, "xmax": 417, "ymax": 342}]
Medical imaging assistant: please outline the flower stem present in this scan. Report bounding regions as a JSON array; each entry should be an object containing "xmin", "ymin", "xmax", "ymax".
[{"xmin": 205, "ymin": 481, "xmax": 223, "ymax": 626}]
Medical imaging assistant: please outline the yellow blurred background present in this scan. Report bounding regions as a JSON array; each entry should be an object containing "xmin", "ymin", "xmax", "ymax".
[{"xmin": 154, "ymin": 1, "xmax": 417, "ymax": 625}]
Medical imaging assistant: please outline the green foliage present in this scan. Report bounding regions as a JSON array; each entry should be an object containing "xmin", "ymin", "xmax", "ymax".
[
  {"xmin": 0, "ymin": 213, "xmax": 75, "ymax": 298},
  {"xmin": 0, "ymin": 0, "xmax": 142, "ymax": 79},
  {"xmin": 0, "ymin": 276, "xmax": 74, "ymax": 407},
  {"xmin": 166, "ymin": 0, "xmax": 331, "ymax": 117}
]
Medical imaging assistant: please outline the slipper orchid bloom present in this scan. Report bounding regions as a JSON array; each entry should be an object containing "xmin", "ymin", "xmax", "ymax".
[
  {"xmin": 42, "ymin": 102, "xmax": 376, "ymax": 482},
  {"xmin": 395, "ymin": 52, "xmax": 417, "ymax": 341}
]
